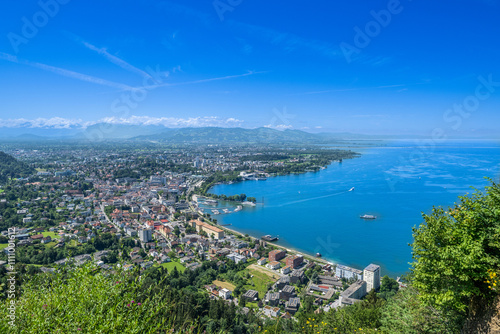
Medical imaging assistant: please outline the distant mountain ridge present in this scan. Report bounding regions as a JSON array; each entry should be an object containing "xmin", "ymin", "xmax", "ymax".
[
  {"xmin": 0, "ymin": 124, "xmax": 375, "ymax": 143},
  {"xmin": 134, "ymin": 127, "xmax": 330, "ymax": 144},
  {"xmin": 2, "ymin": 124, "xmax": 489, "ymax": 143}
]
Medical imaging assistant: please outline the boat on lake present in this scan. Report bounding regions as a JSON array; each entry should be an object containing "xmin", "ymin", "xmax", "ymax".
[
  {"xmin": 261, "ymin": 235, "xmax": 279, "ymax": 242},
  {"xmin": 349, "ymin": 187, "xmax": 355, "ymax": 191},
  {"xmin": 211, "ymin": 209, "xmax": 220, "ymax": 215},
  {"xmin": 242, "ymin": 201, "xmax": 256, "ymax": 206},
  {"xmin": 360, "ymin": 214, "xmax": 376, "ymax": 220},
  {"xmin": 234, "ymin": 205, "xmax": 242, "ymax": 212}
]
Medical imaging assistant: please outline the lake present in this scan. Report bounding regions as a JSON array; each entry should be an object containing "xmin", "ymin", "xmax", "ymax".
[{"xmin": 209, "ymin": 140, "xmax": 500, "ymax": 278}]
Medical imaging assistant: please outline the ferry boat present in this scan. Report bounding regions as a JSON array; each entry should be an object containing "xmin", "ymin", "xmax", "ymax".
[
  {"xmin": 261, "ymin": 235, "xmax": 279, "ymax": 242},
  {"xmin": 360, "ymin": 214, "xmax": 376, "ymax": 220},
  {"xmin": 315, "ymin": 253, "xmax": 322, "ymax": 258}
]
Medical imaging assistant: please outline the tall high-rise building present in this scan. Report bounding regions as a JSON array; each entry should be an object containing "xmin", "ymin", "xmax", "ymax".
[
  {"xmin": 139, "ymin": 229, "xmax": 152, "ymax": 243},
  {"xmin": 363, "ymin": 264, "xmax": 381, "ymax": 292}
]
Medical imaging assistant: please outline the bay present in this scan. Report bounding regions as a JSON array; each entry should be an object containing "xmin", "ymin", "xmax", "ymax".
[{"xmin": 210, "ymin": 140, "xmax": 500, "ymax": 278}]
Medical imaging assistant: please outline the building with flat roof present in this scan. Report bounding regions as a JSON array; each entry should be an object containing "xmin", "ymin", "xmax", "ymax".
[
  {"xmin": 285, "ymin": 297, "xmax": 300, "ymax": 315},
  {"xmin": 219, "ymin": 288, "xmax": 232, "ymax": 300},
  {"xmin": 290, "ymin": 270, "xmax": 305, "ymax": 284},
  {"xmin": 139, "ymin": 229, "xmax": 152, "ymax": 243},
  {"xmin": 189, "ymin": 220, "xmax": 224, "ymax": 239},
  {"xmin": 364, "ymin": 264, "xmax": 381, "ymax": 292},
  {"xmin": 227, "ymin": 252, "xmax": 246, "ymax": 264},
  {"xmin": 279, "ymin": 285, "xmax": 296, "ymax": 301},
  {"xmin": 265, "ymin": 292, "xmax": 280, "ymax": 306},
  {"xmin": 335, "ymin": 264, "xmax": 363, "ymax": 280},
  {"xmin": 263, "ymin": 305, "xmax": 280, "ymax": 318},
  {"xmin": 340, "ymin": 280, "xmax": 367, "ymax": 306},
  {"xmin": 285, "ymin": 255, "xmax": 303, "ymax": 269},
  {"xmin": 266, "ymin": 261, "xmax": 281, "ymax": 270},
  {"xmin": 243, "ymin": 289, "xmax": 259, "ymax": 301},
  {"xmin": 268, "ymin": 249, "xmax": 286, "ymax": 262}
]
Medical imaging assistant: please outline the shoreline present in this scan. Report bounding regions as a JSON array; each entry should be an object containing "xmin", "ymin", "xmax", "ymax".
[
  {"xmin": 204, "ymin": 164, "xmax": 345, "ymax": 267},
  {"xmin": 216, "ymin": 222, "xmax": 334, "ymax": 266}
]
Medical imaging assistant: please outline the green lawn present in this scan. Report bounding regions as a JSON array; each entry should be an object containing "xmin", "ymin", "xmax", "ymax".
[
  {"xmin": 0, "ymin": 244, "xmax": 8, "ymax": 250},
  {"xmin": 242, "ymin": 267, "xmax": 278, "ymax": 298},
  {"xmin": 42, "ymin": 231, "xmax": 61, "ymax": 239},
  {"xmin": 160, "ymin": 261, "xmax": 186, "ymax": 273},
  {"xmin": 0, "ymin": 189, "xmax": 4, "ymax": 193},
  {"xmin": 44, "ymin": 242, "xmax": 57, "ymax": 248},
  {"xmin": 245, "ymin": 302, "xmax": 259, "ymax": 309}
]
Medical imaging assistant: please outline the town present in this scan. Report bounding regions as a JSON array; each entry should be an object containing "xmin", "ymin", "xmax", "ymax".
[{"xmin": 0, "ymin": 142, "xmax": 399, "ymax": 324}]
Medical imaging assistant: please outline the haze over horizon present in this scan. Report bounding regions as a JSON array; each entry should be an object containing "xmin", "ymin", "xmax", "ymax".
[{"xmin": 1, "ymin": 1, "xmax": 500, "ymax": 137}]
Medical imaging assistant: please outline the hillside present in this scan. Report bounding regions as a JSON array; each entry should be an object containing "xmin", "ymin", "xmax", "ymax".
[
  {"xmin": 0, "ymin": 151, "xmax": 34, "ymax": 183},
  {"xmin": 134, "ymin": 127, "xmax": 333, "ymax": 144}
]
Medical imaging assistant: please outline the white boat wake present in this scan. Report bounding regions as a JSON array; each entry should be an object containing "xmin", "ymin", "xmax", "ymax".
[{"xmin": 273, "ymin": 188, "xmax": 352, "ymax": 207}]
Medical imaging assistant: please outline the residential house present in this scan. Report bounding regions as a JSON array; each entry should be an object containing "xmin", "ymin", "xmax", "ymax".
[
  {"xmin": 279, "ymin": 285, "xmax": 296, "ymax": 301},
  {"xmin": 242, "ymin": 289, "xmax": 259, "ymax": 301},
  {"xmin": 266, "ymin": 261, "xmax": 281, "ymax": 270},
  {"xmin": 263, "ymin": 305, "xmax": 280, "ymax": 318},
  {"xmin": 265, "ymin": 292, "xmax": 280, "ymax": 306},
  {"xmin": 285, "ymin": 297, "xmax": 300, "ymax": 315},
  {"xmin": 219, "ymin": 288, "xmax": 232, "ymax": 300},
  {"xmin": 281, "ymin": 265, "xmax": 292, "ymax": 275}
]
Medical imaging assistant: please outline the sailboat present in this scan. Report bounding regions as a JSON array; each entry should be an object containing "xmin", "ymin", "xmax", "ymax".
[{"xmin": 349, "ymin": 187, "xmax": 355, "ymax": 192}]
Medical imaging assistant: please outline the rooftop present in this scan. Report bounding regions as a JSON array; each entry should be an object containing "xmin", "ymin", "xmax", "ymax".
[{"xmin": 364, "ymin": 264, "xmax": 381, "ymax": 272}]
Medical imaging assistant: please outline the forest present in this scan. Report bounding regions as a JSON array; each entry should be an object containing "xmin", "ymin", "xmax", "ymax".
[{"xmin": 0, "ymin": 152, "xmax": 34, "ymax": 184}]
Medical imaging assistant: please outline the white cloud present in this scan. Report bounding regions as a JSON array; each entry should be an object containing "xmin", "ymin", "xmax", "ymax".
[
  {"xmin": 77, "ymin": 37, "xmax": 156, "ymax": 80},
  {"xmin": 99, "ymin": 115, "xmax": 244, "ymax": 127},
  {"xmin": 0, "ymin": 52, "xmax": 134, "ymax": 91},
  {"xmin": 0, "ymin": 115, "xmax": 244, "ymax": 129},
  {"xmin": 264, "ymin": 124, "xmax": 293, "ymax": 130},
  {"xmin": 0, "ymin": 117, "xmax": 84, "ymax": 129}
]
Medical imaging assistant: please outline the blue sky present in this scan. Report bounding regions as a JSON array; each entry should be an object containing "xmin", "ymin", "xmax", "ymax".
[{"xmin": 0, "ymin": 0, "xmax": 499, "ymax": 136}]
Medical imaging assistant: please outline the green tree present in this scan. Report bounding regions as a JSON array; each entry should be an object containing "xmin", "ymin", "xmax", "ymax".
[
  {"xmin": 378, "ymin": 275, "xmax": 399, "ymax": 300},
  {"xmin": 380, "ymin": 286, "xmax": 459, "ymax": 333},
  {"xmin": 410, "ymin": 181, "xmax": 500, "ymax": 315}
]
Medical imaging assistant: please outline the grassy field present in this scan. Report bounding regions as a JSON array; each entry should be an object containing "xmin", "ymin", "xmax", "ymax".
[
  {"xmin": 245, "ymin": 302, "xmax": 259, "ymax": 309},
  {"xmin": 42, "ymin": 231, "xmax": 61, "ymax": 239},
  {"xmin": 44, "ymin": 242, "xmax": 57, "ymax": 248},
  {"xmin": 213, "ymin": 280, "xmax": 236, "ymax": 291},
  {"xmin": 0, "ymin": 189, "xmax": 4, "ymax": 193},
  {"xmin": 0, "ymin": 244, "xmax": 7, "ymax": 250},
  {"xmin": 247, "ymin": 264, "xmax": 280, "ymax": 280},
  {"xmin": 160, "ymin": 261, "xmax": 186, "ymax": 273},
  {"xmin": 243, "ymin": 266, "xmax": 279, "ymax": 298}
]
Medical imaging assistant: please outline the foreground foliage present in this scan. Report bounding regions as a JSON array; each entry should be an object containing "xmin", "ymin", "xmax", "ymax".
[{"xmin": 411, "ymin": 180, "xmax": 500, "ymax": 317}]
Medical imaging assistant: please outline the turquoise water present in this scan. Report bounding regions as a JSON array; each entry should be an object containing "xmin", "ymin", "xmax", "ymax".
[{"xmin": 210, "ymin": 140, "xmax": 500, "ymax": 278}]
